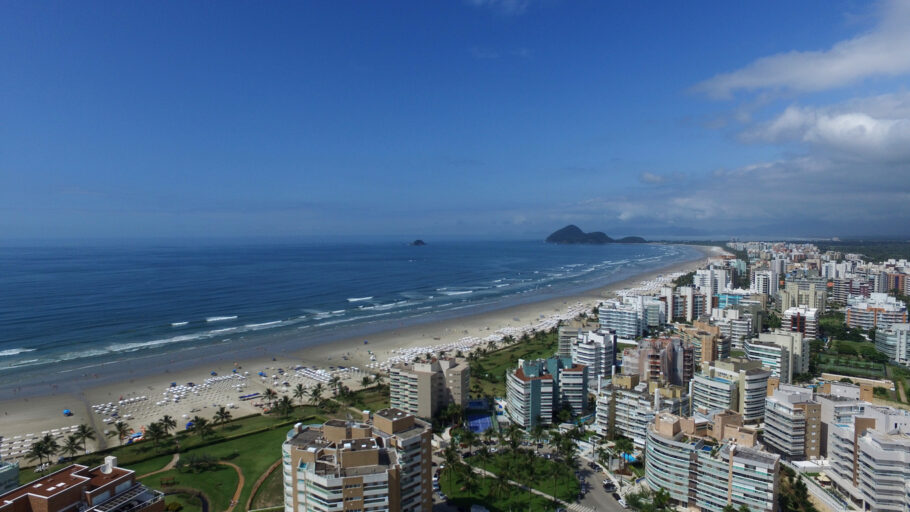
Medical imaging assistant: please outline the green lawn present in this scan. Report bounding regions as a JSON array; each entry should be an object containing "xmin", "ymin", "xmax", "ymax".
[
  {"xmin": 162, "ymin": 492, "xmax": 204, "ymax": 512},
  {"xmin": 17, "ymin": 405, "xmax": 326, "ymax": 486},
  {"xmin": 470, "ymin": 330, "xmax": 559, "ymax": 398},
  {"xmin": 440, "ymin": 467, "xmax": 557, "ymax": 512},
  {"xmin": 138, "ymin": 415, "xmax": 311, "ymax": 508},
  {"xmin": 250, "ymin": 463, "xmax": 285, "ymax": 509},
  {"xmin": 730, "ymin": 349, "xmax": 745, "ymax": 358},
  {"xmin": 143, "ymin": 465, "xmax": 238, "ymax": 512},
  {"xmin": 345, "ymin": 385, "xmax": 390, "ymax": 412},
  {"xmin": 467, "ymin": 450, "xmax": 579, "ymax": 502}
]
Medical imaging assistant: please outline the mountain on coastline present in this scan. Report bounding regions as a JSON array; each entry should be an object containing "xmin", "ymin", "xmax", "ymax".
[{"xmin": 545, "ymin": 225, "xmax": 646, "ymax": 244}]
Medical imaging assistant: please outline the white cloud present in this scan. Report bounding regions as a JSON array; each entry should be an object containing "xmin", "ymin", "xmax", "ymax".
[
  {"xmin": 744, "ymin": 92, "xmax": 910, "ymax": 161},
  {"xmin": 695, "ymin": 1, "xmax": 910, "ymax": 98},
  {"xmin": 466, "ymin": 0, "xmax": 529, "ymax": 16},
  {"xmin": 639, "ymin": 172, "xmax": 666, "ymax": 184}
]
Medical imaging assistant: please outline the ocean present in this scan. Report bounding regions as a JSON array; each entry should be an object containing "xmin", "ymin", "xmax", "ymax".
[{"xmin": 0, "ymin": 240, "xmax": 699, "ymax": 393}]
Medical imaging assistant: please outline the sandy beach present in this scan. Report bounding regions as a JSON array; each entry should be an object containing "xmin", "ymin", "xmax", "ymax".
[{"xmin": 0, "ymin": 245, "xmax": 724, "ymax": 463}]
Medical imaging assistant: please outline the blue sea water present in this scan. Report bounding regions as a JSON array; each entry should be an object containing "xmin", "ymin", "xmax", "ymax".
[{"xmin": 0, "ymin": 240, "xmax": 699, "ymax": 392}]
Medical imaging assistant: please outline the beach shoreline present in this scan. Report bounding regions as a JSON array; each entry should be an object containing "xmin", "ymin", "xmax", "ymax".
[{"xmin": 0, "ymin": 244, "xmax": 724, "ymax": 461}]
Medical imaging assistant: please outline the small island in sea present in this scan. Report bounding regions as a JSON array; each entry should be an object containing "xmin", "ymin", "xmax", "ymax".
[
  {"xmin": 410, "ymin": 239, "xmax": 427, "ymax": 246},
  {"xmin": 545, "ymin": 224, "xmax": 646, "ymax": 244}
]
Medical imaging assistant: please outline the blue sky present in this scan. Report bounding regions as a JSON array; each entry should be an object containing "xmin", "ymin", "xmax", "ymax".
[{"xmin": 2, "ymin": 0, "xmax": 909, "ymax": 240}]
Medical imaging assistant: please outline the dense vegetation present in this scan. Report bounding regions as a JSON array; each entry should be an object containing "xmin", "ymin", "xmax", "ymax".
[{"xmin": 815, "ymin": 240, "xmax": 910, "ymax": 263}]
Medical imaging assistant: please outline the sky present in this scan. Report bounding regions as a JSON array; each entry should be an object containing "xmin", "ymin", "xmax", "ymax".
[{"xmin": 2, "ymin": 0, "xmax": 909, "ymax": 241}]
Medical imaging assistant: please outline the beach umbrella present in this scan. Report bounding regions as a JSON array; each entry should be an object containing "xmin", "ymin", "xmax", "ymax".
[
  {"xmin": 211, "ymin": 371, "xmax": 217, "ymax": 376},
  {"xmin": 62, "ymin": 409, "xmax": 72, "ymax": 416}
]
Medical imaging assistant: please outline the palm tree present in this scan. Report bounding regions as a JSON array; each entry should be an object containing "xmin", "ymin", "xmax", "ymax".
[
  {"xmin": 614, "ymin": 436, "xmax": 634, "ymax": 472},
  {"xmin": 214, "ymin": 406, "xmax": 232, "ymax": 429},
  {"xmin": 191, "ymin": 416, "xmax": 212, "ymax": 440},
  {"xmin": 492, "ymin": 472, "xmax": 511, "ymax": 499},
  {"xmin": 462, "ymin": 430, "xmax": 476, "ymax": 456},
  {"xmin": 530, "ymin": 422, "xmax": 546, "ymax": 454},
  {"xmin": 505, "ymin": 423, "xmax": 522, "ymax": 451},
  {"xmin": 277, "ymin": 395, "xmax": 294, "ymax": 417},
  {"xmin": 293, "ymin": 383, "xmax": 308, "ymax": 407},
  {"xmin": 653, "ymin": 488, "xmax": 671, "ymax": 510},
  {"xmin": 74, "ymin": 424, "xmax": 95, "ymax": 455},
  {"xmin": 372, "ymin": 372, "xmax": 385, "ymax": 387},
  {"xmin": 145, "ymin": 421, "xmax": 167, "ymax": 449},
  {"xmin": 27, "ymin": 441, "xmax": 50, "ymax": 466},
  {"xmin": 443, "ymin": 445, "xmax": 460, "ymax": 491},
  {"xmin": 160, "ymin": 415, "xmax": 177, "ymax": 436},
  {"xmin": 361, "ymin": 376, "xmax": 372, "ymax": 387},
  {"xmin": 476, "ymin": 446, "xmax": 491, "ymax": 477},
  {"xmin": 310, "ymin": 383, "xmax": 325, "ymax": 405},
  {"xmin": 61, "ymin": 435, "xmax": 81, "ymax": 460},
  {"xmin": 264, "ymin": 388, "xmax": 278, "ymax": 409},
  {"xmin": 110, "ymin": 421, "xmax": 131, "ymax": 446},
  {"xmin": 328, "ymin": 375, "xmax": 341, "ymax": 396}
]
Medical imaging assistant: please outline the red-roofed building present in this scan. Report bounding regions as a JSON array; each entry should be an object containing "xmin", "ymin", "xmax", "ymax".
[{"xmin": 0, "ymin": 456, "xmax": 163, "ymax": 512}]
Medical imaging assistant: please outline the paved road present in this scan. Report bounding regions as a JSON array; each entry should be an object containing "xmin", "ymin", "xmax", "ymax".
[{"xmin": 573, "ymin": 465, "xmax": 625, "ymax": 512}]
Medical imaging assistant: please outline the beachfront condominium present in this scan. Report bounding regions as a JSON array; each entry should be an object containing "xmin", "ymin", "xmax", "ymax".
[
  {"xmin": 690, "ymin": 358, "xmax": 770, "ymax": 423},
  {"xmin": 281, "ymin": 409, "xmax": 433, "ymax": 512},
  {"xmin": 389, "ymin": 356, "xmax": 469, "ymax": 419},
  {"xmin": 506, "ymin": 356, "xmax": 588, "ymax": 428},
  {"xmin": 782, "ymin": 306, "xmax": 818, "ymax": 339},
  {"xmin": 763, "ymin": 384, "xmax": 820, "ymax": 460},
  {"xmin": 557, "ymin": 319, "xmax": 599, "ymax": 359},
  {"xmin": 644, "ymin": 413, "xmax": 779, "ymax": 512},
  {"xmin": 743, "ymin": 330, "xmax": 808, "ymax": 384},
  {"xmin": 599, "ymin": 300, "xmax": 642, "ymax": 339},
  {"xmin": 826, "ymin": 405, "xmax": 910, "ymax": 512},
  {"xmin": 594, "ymin": 374, "xmax": 688, "ymax": 447},
  {"xmin": 846, "ymin": 293, "xmax": 908, "ymax": 330},
  {"xmin": 569, "ymin": 329, "xmax": 616, "ymax": 385},
  {"xmin": 695, "ymin": 267, "xmax": 732, "ymax": 298},
  {"xmin": 0, "ymin": 456, "xmax": 163, "ymax": 512},
  {"xmin": 875, "ymin": 323, "xmax": 910, "ymax": 365}
]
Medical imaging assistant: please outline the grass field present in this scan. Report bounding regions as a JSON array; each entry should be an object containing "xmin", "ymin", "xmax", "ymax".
[
  {"xmin": 467, "ymin": 451, "xmax": 579, "ymax": 502},
  {"xmin": 145, "ymin": 465, "xmax": 238, "ymax": 512},
  {"xmin": 250, "ymin": 462, "xmax": 285, "ymax": 509},
  {"xmin": 440, "ymin": 467, "xmax": 557, "ymax": 512},
  {"xmin": 345, "ymin": 385, "xmax": 390, "ymax": 412},
  {"xmin": 470, "ymin": 330, "xmax": 559, "ymax": 398},
  {"xmin": 162, "ymin": 492, "xmax": 204, "ymax": 512}
]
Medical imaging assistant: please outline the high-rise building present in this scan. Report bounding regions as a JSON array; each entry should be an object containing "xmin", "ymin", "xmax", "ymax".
[
  {"xmin": 846, "ymin": 293, "xmax": 908, "ymax": 330},
  {"xmin": 782, "ymin": 306, "xmax": 818, "ymax": 339},
  {"xmin": 677, "ymin": 321, "xmax": 726, "ymax": 364},
  {"xmin": 389, "ymin": 357, "xmax": 469, "ymax": 419},
  {"xmin": 875, "ymin": 323, "xmax": 910, "ymax": 365},
  {"xmin": 626, "ymin": 337, "xmax": 694, "ymax": 387},
  {"xmin": 690, "ymin": 358, "xmax": 770, "ymax": 423},
  {"xmin": 569, "ymin": 330, "xmax": 615, "ymax": 385},
  {"xmin": 744, "ymin": 330, "xmax": 808, "ymax": 384},
  {"xmin": 599, "ymin": 300, "xmax": 642, "ymax": 339},
  {"xmin": 763, "ymin": 384, "xmax": 821, "ymax": 460},
  {"xmin": 0, "ymin": 457, "xmax": 163, "ymax": 512},
  {"xmin": 594, "ymin": 375, "xmax": 688, "ymax": 447},
  {"xmin": 0, "ymin": 461, "xmax": 17, "ymax": 494},
  {"xmin": 281, "ymin": 409, "xmax": 433, "ymax": 512},
  {"xmin": 827, "ymin": 405, "xmax": 910, "ymax": 512},
  {"xmin": 779, "ymin": 280, "xmax": 827, "ymax": 313},
  {"xmin": 751, "ymin": 269, "xmax": 779, "ymax": 296},
  {"xmin": 506, "ymin": 357, "xmax": 588, "ymax": 428},
  {"xmin": 644, "ymin": 413, "xmax": 779, "ymax": 512}
]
